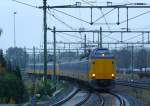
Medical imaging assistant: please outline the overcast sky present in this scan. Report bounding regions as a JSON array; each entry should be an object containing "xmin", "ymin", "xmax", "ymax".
[{"xmin": 1, "ymin": 0, "xmax": 150, "ymax": 51}]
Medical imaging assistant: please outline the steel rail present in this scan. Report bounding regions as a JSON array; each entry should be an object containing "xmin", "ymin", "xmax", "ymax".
[
  {"xmin": 50, "ymin": 88, "xmax": 80, "ymax": 106},
  {"xmin": 74, "ymin": 91, "xmax": 91, "ymax": 106},
  {"xmin": 108, "ymin": 91, "xmax": 126, "ymax": 106},
  {"xmin": 116, "ymin": 81, "xmax": 150, "ymax": 90},
  {"xmin": 95, "ymin": 92, "xmax": 104, "ymax": 106},
  {"xmin": 50, "ymin": 90, "xmax": 91, "ymax": 106}
]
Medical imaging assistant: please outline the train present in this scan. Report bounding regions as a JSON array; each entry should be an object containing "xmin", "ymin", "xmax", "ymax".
[{"xmin": 27, "ymin": 48, "xmax": 116, "ymax": 89}]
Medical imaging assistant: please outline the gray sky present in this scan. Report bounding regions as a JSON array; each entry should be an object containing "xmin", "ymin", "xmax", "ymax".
[{"xmin": 1, "ymin": 0, "xmax": 150, "ymax": 51}]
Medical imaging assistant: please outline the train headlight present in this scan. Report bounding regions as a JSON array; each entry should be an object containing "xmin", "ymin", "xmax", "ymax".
[
  {"xmin": 92, "ymin": 73, "xmax": 96, "ymax": 77},
  {"xmin": 111, "ymin": 74, "xmax": 114, "ymax": 77},
  {"xmin": 102, "ymin": 53, "xmax": 105, "ymax": 56}
]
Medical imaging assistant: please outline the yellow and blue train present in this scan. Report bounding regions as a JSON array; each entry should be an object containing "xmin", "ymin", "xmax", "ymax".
[{"xmin": 27, "ymin": 48, "xmax": 116, "ymax": 89}]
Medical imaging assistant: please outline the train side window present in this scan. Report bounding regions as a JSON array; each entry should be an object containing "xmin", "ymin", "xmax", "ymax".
[
  {"xmin": 112, "ymin": 61, "xmax": 114, "ymax": 64},
  {"xmin": 93, "ymin": 61, "xmax": 95, "ymax": 64}
]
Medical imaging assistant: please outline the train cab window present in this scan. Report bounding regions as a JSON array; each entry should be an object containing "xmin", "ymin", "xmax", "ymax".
[
  {"xmin": 95, "ymin": 50, "xmax": 109, "ymax": 56},
  {"xmin": 90, "ymin": 48, "xmax": 114, "ymax": 59}
]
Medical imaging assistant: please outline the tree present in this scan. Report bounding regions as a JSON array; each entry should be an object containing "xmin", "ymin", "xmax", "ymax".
[
  {"xmin": 115, "ymin": 48, "xmax": 131, "ymax": 68},
  {"xmin": 59, "ymin": 51, "xmax": 77, "ymax": 61},
  {"xmin": 135, "ymin": 49, "xmax": 147, "ymax": 69},
  {"xmin": 0, "ymin": 72, "xmax": 26, "ymax": 103},
  {"xmin": 6, "ymin": 47, "xmax": 29, "ymax": 69},
  {"xmin": 0, "ymin": 49, "xmax": 28, "ymax": 103},
  {"xmin": 0, "ymin": 49, "xmax": 6, "ymax": 68},
  {"xmin": 0, "ymin": 28, "xmax": 2, "ymax": 36}
]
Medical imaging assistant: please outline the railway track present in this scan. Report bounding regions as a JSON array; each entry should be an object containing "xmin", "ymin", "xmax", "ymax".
[
  {"xmin": 46, "ymin": 81, "xmax": 140, "ymax": 106},
  {"xmin": 116, "ymin": 80, "xmax": 150, "ymax": 90},
  {"xmin": 88, "ymin": 91, "xmax": 130, "ymax": 106},
  {"xmin": 49, "ymin": 89, "xmax": 130, "ymax": 106},
  {"xmin": 115, "ymin": 80, "xmax": 147, "ymax": 106},
  {"xmin": 61, "ymin": 90, "xmax": 90, "ymax": 106},
  {"xmin": 81, "ymin": 92, "xmax": 104, "ymax": 106},
  {"xmin": 107, "ymin": 91, "xmax": 126, "ymax": 106},
  {"xmin": 50, "ymin": 90, "xmax": 91, "ymax": 106},
  {"xmin": 49, "ymin": 86, "xmax": 79, "ymax": 106},
  {"xmin": 24, "ymin": 78, "xmax": 141, "ymax": 106},
  {"xmin": 48, "ymin": 85, "xmax": 105, "ymax": 106}
]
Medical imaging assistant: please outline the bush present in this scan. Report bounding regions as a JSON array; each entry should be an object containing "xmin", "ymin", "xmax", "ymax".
[
  {"xmin": 32, "ymin": 79, "xmax": 53, "ymax": 101},
  {"xmin": 0, "ymin": 72, "xmax": 27, "ymax": 103},
  {"xmin": 0, "ymin": 49, "xmax": 28, "ymax": 103}
]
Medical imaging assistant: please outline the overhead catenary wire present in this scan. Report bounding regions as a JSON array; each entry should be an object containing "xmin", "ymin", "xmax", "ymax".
[
  {"xmin": 78, "ymin": 7, "xmax": 84, "ymax": 28},
  {"xmin": 50, "ymin": 9, "xmax": 91, "ymax": 24},
  {"xmin": 12, "ymin": 0, "xmax": 150, "ymax": 48},
  {"xmin": 98, "ymin": 8, "xmax": 150, "ymax": 42},
  {"xmin": 103, "ymin": 31, "xmax": 147, "ymax": 43},
  {"xmin": 12, "ymin": 0, "xmax": 116, "ymax": 47},
  {"xmin": 57, "ymin": 29, "xmax": 120, "ymax": 43},
  {"xmin": 52, "ymin": 15, "xmax": 75, "ymax": 30},
  {"xmin": 13, "ymin": 0, "xmax": 150, "ymax": 27},
  {"xmin": 103, "ymin": 33, "xmax": 120, "ymax": 41},
  {"xmin": 12, "ymin": 0, "xmax": 44, "ymax": 50},
  {"xmin": 12, "ymin": 0, "xmax": 38, "ymax": 9},
  {"xmin": 124, "ymin": 33, "xmax": 143, "ymax": 42},
  {"xmin": 120, "ymin": 10, "xmax": 150, "ymax": 24},
  {"xmin": 93, "ymin": 8, "xmax": 116, "ymax": 24},
  {"xmin": 58, "ymin": 32, "xmax": 92, "ymax": 42},
  {"xmin": 59, "ymin": 32, "xmax": 84, "ymax": 40},
  {"xmin": 99, "ymin": 9, "xmax": 111, "ymax": 30},
  {"xmin": 81, "ymin": 0, "xmax": 111, "ymax": 30},
  {"xmin": 47, "ymin": 11, "xmax": 75, "ymax": 30},
  {"xmin": 57, "ymin": 33, "xmax": 71, "ymax": 41},
  {"xmin": 103, "ymin": 33, "xmax": 113, "ymax": 38}
]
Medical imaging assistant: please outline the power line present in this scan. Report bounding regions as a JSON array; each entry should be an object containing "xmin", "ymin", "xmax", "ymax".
[
  {"xmin": 124, "ymin": 33, "xmax": 143, "ymax": 41},
  {"xmin": 80, "ymin": 0, "xmax": 111, "ymax": 30},
  {"xmin": 12, "ymin": 0, "xmax": 38, "ymax": 9},
  {"xmin": 120, "ymin": 10, "xmax": 150, "ymax": 24},
  {"xmin": 52, "ymin": 15, "xmax": 74, "ymax": 30},
  {"xmin": 99, "ymin": 9, "xmax": 111, "ymax": 30},
  {"xmin": 103, "ymin": 33, "xmax": 119, "ymax": 41},
  {"xmin": 47, "ymin": 11, "xmax": 75, "ymax": 30},
  {"xmin": 51, "ymin": 9, "xmax": 90, "ymax": 24},
  {"xmin": 103, "ymin": 33, "xmax": 112, "ymax": 39},
  {"xmin": 57, "ymin": 33, "xmax": 71, "ymax": 41},
  {"xmin": 59, "ymin": 32, "xmax": 84, "ymax": 40},
  {"xmin": 58, "ymin": 30, "xmax": 119, "ymax": 43},
  {"xmin": 58, "ymin": 32, "xmax": 92, "ymax": 42},
  {"xmin": 78, "ymin": 7, "xmax": 84, "ymax": 28},
  {"xmin": 93, "ymin": 8, "xmax": 116, "ymax": 24}
]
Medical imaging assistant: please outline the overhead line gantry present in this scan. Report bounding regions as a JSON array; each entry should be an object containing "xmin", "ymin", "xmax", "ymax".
[{"xmin": 39, "ymin": 5, "xmax": 150, "ymax": 9}]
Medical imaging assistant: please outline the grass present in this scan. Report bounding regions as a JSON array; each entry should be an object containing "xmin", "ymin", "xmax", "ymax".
[{"xmin": 24, "ymin": 77, "xmax": 68, "ymax": 106}]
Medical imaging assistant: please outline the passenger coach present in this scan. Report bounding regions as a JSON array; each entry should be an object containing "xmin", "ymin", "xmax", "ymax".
[{"xmin": 27, "ymin": 48, "xmax": 116, "ymax": 89}]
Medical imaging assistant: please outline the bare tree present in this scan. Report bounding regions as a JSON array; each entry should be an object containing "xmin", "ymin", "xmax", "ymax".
[{"xmin": 0, "ymin": 28, "xmax": 2, "ymax": 36}]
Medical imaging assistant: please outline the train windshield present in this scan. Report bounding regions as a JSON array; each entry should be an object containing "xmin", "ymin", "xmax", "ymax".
[{"xmin": 90, "ymin": 49, "xmax": 114, "ymax": 58}]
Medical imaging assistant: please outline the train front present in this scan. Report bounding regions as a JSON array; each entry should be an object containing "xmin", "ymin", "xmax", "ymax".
[{"xmin": 88, "ymin": 48, "xmax": 116, "ymax": 89}]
